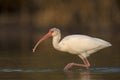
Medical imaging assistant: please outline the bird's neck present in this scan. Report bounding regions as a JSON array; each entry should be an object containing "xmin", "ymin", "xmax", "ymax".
[{"xmin": 52, "ymin": 33, "xmax": 61, "ymax": 51}]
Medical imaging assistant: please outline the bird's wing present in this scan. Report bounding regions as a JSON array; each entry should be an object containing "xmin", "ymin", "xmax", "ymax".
[{"xmin": 59, "ymin": 35, "xmax": 108, "ymax": 54}]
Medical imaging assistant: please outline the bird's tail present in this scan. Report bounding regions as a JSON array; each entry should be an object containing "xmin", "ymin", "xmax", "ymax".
[
  {"xmin": 94, "ymin": 38, "xmax": 112, "ymax": 47},
  {"xmin": 106, "ymin": 42, "xmax": 112, "ymax": 47}
]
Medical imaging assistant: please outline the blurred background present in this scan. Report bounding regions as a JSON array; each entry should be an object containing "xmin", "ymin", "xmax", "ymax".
[{"xmin": 0, "ymin": 0, "xmax": 120, "ymax": 69}]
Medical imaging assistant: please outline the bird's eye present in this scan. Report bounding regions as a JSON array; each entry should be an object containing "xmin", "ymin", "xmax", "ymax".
[{"xmin": 50, "ymin": 30, "xmax": 54, "ymax": 33}]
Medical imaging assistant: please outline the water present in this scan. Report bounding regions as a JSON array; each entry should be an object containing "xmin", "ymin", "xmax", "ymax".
[
  {"xmin": 0, "ymin": 48, "xmax": 119, "ymax": 80},
  {"xmin": 0, "ymin": 68, "xmax": 120, "ymax": 80}
]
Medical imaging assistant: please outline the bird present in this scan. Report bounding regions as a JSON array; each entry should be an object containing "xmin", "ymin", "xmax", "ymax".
[{"xmin": 33, "ymin": 28, "xmax": 112, "ymax": 71}]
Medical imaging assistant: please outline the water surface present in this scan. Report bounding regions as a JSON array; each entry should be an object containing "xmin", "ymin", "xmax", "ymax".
[
  {"xmin": 0, "ymin": 48, "xmax": 119, "ymax": 80},
  {"xmin": 0, "ymin": 68, "xmax": 120, "ymax": 80}
]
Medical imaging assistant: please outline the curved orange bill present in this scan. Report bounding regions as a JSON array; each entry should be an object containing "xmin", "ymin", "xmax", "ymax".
[{"xmin": 33, "ymin": 31, "xmax": 52, "ymax": 52}]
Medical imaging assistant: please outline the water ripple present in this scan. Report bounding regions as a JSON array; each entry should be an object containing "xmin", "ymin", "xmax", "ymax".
[
  {"xmin": 0, "ymin": 68, "xmax": 120, "ymax": 73},
  {"xmin": 90, "ymin": 67, "xmax": 120, "ymax": 73},
  {"xmin": 0, "ymin": 69, "xmax": 57, "ymax": 73}
]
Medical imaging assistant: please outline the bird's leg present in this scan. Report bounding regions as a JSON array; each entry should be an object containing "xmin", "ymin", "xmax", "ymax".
[
  {"xmin": 82, "ymin": 58, "xmax": 90, "ymax": 69},
  {"xmin": 77, "ymin": 55, "xmax": 90, "ymax": 69},
  {"xmin": 64, "ymin": 56, "xmax": 90, "ymax": 71}
]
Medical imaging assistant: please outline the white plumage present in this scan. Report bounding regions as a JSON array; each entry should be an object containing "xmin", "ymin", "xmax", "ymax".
[
  {"xmin": 59, "ymin": 35, "xmax": 111, "ymax": 57},
  {"xmin": 33, "ymin": 28, "xmax": 112, "ymax": 71}
]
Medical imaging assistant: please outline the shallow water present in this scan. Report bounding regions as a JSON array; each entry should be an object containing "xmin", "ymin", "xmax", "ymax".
[
  {"xmin": 0, "ymin": 67, "xmax": 120, "ymax": 73},
  {"xmin": 0, "ymin": 48, "xmax": 120, "ymax": 80},
  {"xmin": 0, "ymin": 68, "xmax": 120, "ymax": 80}
]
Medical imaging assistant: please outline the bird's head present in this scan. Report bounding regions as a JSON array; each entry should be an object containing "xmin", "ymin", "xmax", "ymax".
[
  {"xmin": 32, "ymin": 28, "xmax": 60, "ymax": 52},
  {"xmin": 49, "ymin": 28, "xmax": 60, "ymax": 37}
]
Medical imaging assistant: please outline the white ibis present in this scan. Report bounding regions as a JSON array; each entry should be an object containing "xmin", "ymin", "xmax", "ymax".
[{"xmin": 33, "ymin": 28, "xmax": 112, "ymax": 71}]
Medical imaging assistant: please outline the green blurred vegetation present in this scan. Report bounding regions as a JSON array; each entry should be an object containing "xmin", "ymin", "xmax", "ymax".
[{"xmin": 0, "ymin": 0, "xmax": 119, "ymax": 52}]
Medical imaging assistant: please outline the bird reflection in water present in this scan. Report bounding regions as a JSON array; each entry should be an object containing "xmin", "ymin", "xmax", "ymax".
[{"xmin": 65, "ymin": 70, "xmax": 90, "ymax": 80}]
